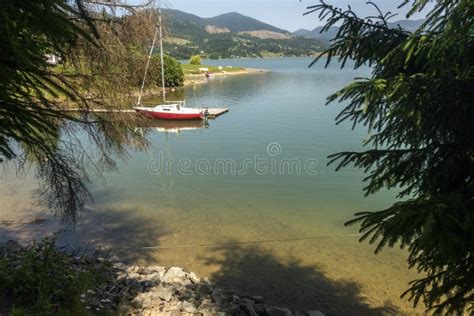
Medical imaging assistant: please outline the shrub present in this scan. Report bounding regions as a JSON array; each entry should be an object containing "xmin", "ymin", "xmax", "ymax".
[
  {"xmin": 150, "ymin": 55, "xmax": 184, "ymax": 87},
  {"xmin": 189, "ymin": 55, "xmax": 202, "ymax": 65},
  {"xmin": 0, "ymin": 238, "xmax": 109, "ymax": 315}
]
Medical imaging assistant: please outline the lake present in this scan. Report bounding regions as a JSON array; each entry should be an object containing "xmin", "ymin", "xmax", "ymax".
[{"xmin": 0, "ymin": 57, "xmax": 423, "ymax": 314}]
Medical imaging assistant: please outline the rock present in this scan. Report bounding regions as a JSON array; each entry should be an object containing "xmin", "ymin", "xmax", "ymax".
[
  {"xmin": 148, "ymin": 292, "xmax": 163, "ymax": 307},
  {"xmin": 253, "ymin": 303, "xmax": 266, "ymax": 314},
  {"xmin": 116, "ymin": 272, "xmax": 128, "ymax": 284},
  {"xmin": 188, "ymin": 272, "xmax": 200, "ymax": 283},
  {"xmin": 127, "ymin": 265, "xmax": 140, "ymax": 273},
  {"xmin": 148, "ymin": 265, "xmax": 166, "ymax": 273},
  {"xmin": 113, "ymin": 262, "xmax": 128, "ymax": 271},
  {"xmin": 156, "ymin": 283, "xmax": 175, "ymax": 302},
  {"xmin": 125, "ymin": 278, "xmax": 140, "ymax": 287},
  {"xmin": 0, "ymin": 243, "xmax": 319, "ymax": 316},
  {"xmin": 132, "ymin": 292, "xmax": 152, "ymax": 307},
  {"xmin": 240, "ymin": 299, "xmax": 258, "ymax": 316},
  {"xmin": 251, "ymin": 296, "xmax": 264, "ymax": 303},
  {"xmin": 147, "ymin": 272, "xmax": 163, "ymax": 281},
  {"xmin": 163, "ymin": 267, "xmax": 187, "ymax": 284},
  {"xmin": 181, "ymin": 301, "xmax": 197, "ymax": 313},
  {"xmin": 264, "ymin": 306, "xmax": 293, "ymax": 316},
  {"xmin": 199, "ymin": 309, "xmax": 215, "ymax": 316},
  {"xmin": 142, "ymin": 280, "xmax": 156, "ymax": 288},
  {"xmin": 163, "ymin": 302, "xmax": 182, "ymax": 312}
]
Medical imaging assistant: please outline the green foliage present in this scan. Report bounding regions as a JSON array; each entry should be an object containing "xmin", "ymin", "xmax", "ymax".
[
  {"xmin": 9, "ymin": 307, "xmax": 29, "ymax": 316},
  {"xmin": 149, "ymin": 55, "xmax": 184, "ymax": 87},
  {"xmin": 189, "ymin": 55, "xmax": 202, "ymax": 65},
  {"xmin": 307, "ymin": 0, "xmax": 473, "ymax": 313},
  {"xmin": 0, "ymin": 238, "xmax": 108, "ymax": 315},
  {"xmin": 0, "ymin": 1, "xmax": 153, "ymax": 221},
  {"xmin": 166, "ymin": 32, "xmax": 324, "ymax": 60},
  {"xmin": 0, "ymin": 0, "xmax": 99, "ymax": 221}
]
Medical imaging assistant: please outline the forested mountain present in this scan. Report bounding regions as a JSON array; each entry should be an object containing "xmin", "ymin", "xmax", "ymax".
[
  {"xmin": 163, "ymin": 9, "xmax": 288, "ymax": 34},
  {"xmin": 162, "ymin": 9, "xmax": 325, "ymax": 59}
]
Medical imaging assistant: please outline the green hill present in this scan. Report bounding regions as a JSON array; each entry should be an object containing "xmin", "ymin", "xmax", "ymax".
[
  {"xmin": 162, "ymin": 9, "xmax": 325, "ymax": 60},
  {"xmin": 203, "ymin": 12, "xmax": 287, "ymax": 33}
]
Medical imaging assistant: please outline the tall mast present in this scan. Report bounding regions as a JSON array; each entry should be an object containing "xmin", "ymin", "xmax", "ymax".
[
  {"xmin": 159, "ymin": 7, "xmax": 166, "ymax": 102},
  {"xmin": 137, "ymin": 27, "xmax": 158, "ymax": 106},
  {"xmin": 137, "ymin": 2, "xmax": 165, "ymax": 105}
]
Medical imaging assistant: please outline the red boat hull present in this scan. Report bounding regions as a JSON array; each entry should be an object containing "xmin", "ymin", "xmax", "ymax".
[{"xmin": 135, "ymin": 109, "xmax": 204, "ymax": 120}]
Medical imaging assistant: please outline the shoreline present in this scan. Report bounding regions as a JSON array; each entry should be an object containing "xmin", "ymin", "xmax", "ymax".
[
  {"xmin": 134, "ymin": 67, "xmax": 268, "ymax": 100},
  {"xmin": 0, "ymin": 240, "xmax": 325, "ymax": 315},
  {"xmin": 183, "ymin": 67, "xmax": 269, "ymax": 87},
  {"xmin": 197, "ymin": 54, "xmax": 324, "ymax": 61}
]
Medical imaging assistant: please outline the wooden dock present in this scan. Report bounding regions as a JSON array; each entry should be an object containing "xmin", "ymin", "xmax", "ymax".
[
  {"xmin": 61, "ymin": 107, "xmax": 229, "ymax": 119},
  {"xmin": 206, "ymin": 107, "xmax": 229, "ymax": 119}
]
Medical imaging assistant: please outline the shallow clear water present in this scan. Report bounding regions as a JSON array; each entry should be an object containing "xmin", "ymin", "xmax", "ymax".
[{"xmin": 0, "ymin": 58, "xmax": 424, "ymax": 314}]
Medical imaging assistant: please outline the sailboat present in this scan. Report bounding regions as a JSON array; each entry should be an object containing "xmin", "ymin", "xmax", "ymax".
[{"xmin": 133, "ymin": 7, "xmax": 205, "ymax": 120}]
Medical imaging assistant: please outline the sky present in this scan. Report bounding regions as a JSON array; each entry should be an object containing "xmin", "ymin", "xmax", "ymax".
[{"xmin": 157, "ymin": 0, "xmax": 432, "ymax": 32}]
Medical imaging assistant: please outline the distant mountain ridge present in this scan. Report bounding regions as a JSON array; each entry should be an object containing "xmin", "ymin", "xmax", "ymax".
[
  {"xmin": 163, "ymin": 9, "xmax": 288, "ymax": 34},
  {"xmin": 294, "ymin": 19, "xmax": 425, "ymax": 42},
  {"xmin": 162, "ymin": 9, "xmax": 325, "ymax": 60}
]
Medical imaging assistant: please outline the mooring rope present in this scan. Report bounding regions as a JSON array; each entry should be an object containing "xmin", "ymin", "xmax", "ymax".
[{"xmin": 138, "ymin": 233, "xmax": 362, "ymax": 250}]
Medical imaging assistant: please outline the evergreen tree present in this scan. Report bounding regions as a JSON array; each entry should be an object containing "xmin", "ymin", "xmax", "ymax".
[
  {"xmin": 307, "ymin": 0, "xmax": 473, "ymax": 313},
  {"xmin": 0, "ymin": 0, "xmax": 153, "ymax": 222}
]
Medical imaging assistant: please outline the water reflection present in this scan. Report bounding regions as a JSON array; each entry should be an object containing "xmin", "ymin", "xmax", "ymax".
[{"xmin": 134, "ymin": 118, "xmax": 209, "ymax": 134}]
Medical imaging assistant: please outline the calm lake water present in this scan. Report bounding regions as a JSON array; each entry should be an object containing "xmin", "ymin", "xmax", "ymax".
[{"xmin": 0, "ymin": 58, "xmax": 424, "ymax": 314}]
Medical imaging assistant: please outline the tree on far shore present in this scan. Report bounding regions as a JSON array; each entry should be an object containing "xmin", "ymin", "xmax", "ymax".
[
  {"xmin": 150, "ymin": 55, "xmax": 184, "ymax": 87},
  {"xmin": 189, "ymin": 55, "xmax": 202, "ymax": 65},
  {"xmin": 307, "ymin": 0, "xmax": 473, "ymax": 313}
]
